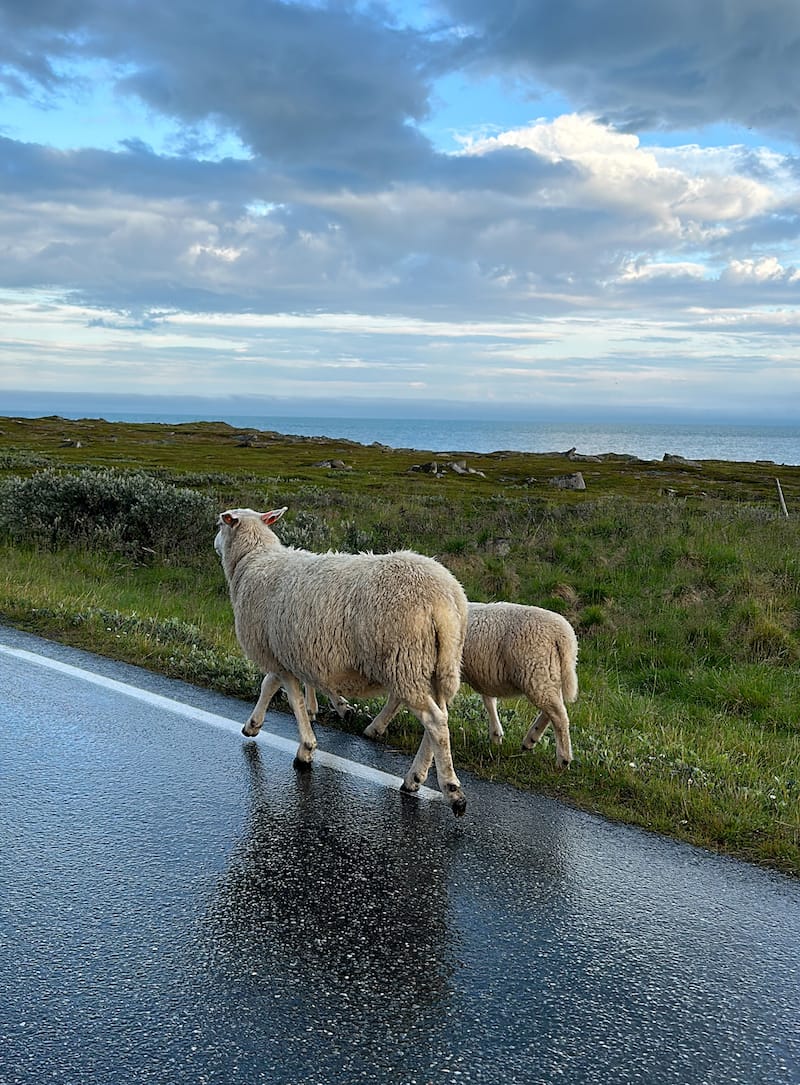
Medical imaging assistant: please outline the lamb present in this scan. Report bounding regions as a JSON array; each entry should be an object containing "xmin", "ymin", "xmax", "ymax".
[
  {"xmin": 363, "ymin": 601, "xmax": 578, "ymax": 769},
  {"xmin": 214, "ymin": 506, "xmax": 470, "ymax": 815}
]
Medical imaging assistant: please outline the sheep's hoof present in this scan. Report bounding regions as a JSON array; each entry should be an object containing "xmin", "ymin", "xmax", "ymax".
[
  {"xmin": 400, "ymin": 779, "xmax": 420, "ymax": 795},
  {"xmin": 363, "ymin": 723, "xmax": 377, "ymax": 739},
  {"xmin": 557, "ymin": 758, "xmax": 573, "ymax": 771},
  {"xmin": 293, "ymin": 756, "xmax": 313, "ymax": 772},
  {"xmin": 242, "ymin": 721, "xmax": 262, "ymax": 738}
]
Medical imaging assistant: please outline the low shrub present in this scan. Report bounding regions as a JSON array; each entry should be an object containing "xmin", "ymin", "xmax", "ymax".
[{"xmin": 0, "ymin": 467, "xmax": 216, "ymax": 562}]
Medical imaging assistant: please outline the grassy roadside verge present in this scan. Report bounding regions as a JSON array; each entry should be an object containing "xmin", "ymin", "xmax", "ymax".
[{"xmin": 1, "ymin": 415, "xmax": 798, "ymax": 875}]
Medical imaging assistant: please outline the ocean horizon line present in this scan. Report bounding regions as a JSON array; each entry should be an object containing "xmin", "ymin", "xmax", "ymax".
[{"xmin": 5, "ymin": 408, "xmax": 800, "ymax": 465}]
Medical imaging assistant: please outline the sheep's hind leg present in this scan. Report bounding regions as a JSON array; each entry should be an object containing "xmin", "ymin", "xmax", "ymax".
[
  {"xmin": 283, "ymin": 675, "xmax": 318, "ymax": 769},
  {"xmin": 400, "ymin": 733, "xmax": 436, "ymax": 793},
  {"xmin": 521, "ymin": 709, "xmax": 549, "ymax": 750},
  {"xmin": 406, "ymin": 697, "xmax": 467, "ymax": 817},
  {"xmin": 242, "ymin": 673, "xmax": 282, "ymax": 737},
  {"xmin": 523, "ymin": 701, "xmax": 572, "ymax": 768}
]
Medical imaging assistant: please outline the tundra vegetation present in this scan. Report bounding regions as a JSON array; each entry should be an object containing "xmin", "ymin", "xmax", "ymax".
[{"xmin": 0, "ymin": 415, "xmax": 798, "ymax": 874}]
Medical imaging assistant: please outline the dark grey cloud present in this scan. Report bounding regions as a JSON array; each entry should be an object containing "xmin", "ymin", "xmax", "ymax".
[
  {"xmin": 0, "ymin": 0, "xmax": 443, "ymax": 186},
  {"xmin": 436, "ymin": 0, "xmax": 800, "ymax": 142}
]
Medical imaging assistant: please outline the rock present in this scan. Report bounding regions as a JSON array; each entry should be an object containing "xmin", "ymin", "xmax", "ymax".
[
  {"xmin": 663, "ymin": 453, "xmax": 702, "ymax": 468},
  {"xmin": 60, "ymin": 438, "xmax": 82, "ymax": 448},
  {"xmin": 311, "ymin": 459, "xmax": 352, "ymax": 470},
  {"xmin": 548, "ymin": 471, "xmax": 586, "ymax": 491},
  {"xmin": 409, "ymin": 459, "xmax": 485, "ymax": 479}
]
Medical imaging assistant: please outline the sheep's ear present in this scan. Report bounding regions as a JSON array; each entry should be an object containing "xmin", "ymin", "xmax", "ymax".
[
  {"xmin": 221, "ymin": 512, "xmax": 239, "ymax": 527},
  {"xmin": 262, "ymin": 507, "xmax": 288, "ymax": 526}
]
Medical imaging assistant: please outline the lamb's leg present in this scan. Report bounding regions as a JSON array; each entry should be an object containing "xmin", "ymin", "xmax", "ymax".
[
  {"xmin": 521, "ymin": 709, "xmax": 550, "ymax": 750},
  {"xmin": 524, "ymin": 700, "xmax": 573, "ymax": 768},
  {"xmin": 406, "ymin": 696, "xmax": 466, "ymax": 817},
  {"xmin": 305, "ymin": 686, "xmax": 353, "ymax": 720},
  {"xmin": 363, "ymin": 692, "xmax": 402, "ymax": 739},
  {"xmin": 322, "ymin": 688, "xmax": 354, "ymax": 719},
  {"xmin": 242, "ymin": 673, "xmax": 283, "ymax": 737},
  {"xmin": 482, "ymin": 695, "xmax": 504, "ymax": 745},
  {"xmin": 283, "ymin": 675, "xmax": 318, "ymax": 768},
  {"xmin": 304, "ymin": 685, "xmax": 319, "ymax": 720}
]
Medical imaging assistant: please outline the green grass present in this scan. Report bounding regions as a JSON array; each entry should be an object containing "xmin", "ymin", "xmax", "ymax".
[{"xmin": 1, "ymin": 414, "xmax": 799, "ymax": 875}]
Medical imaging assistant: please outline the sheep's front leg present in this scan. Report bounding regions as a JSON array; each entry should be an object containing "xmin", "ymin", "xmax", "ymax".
[
  {"xmin": 363, "ymin": 693, "xmax": 402, "ymax": 739},
  {"xmin": 242, "ymin": 673, "xmax": 283, "ymax": 737},
  {"xmin": 407, "ymin": 697, "xmax": 467, "ymax": 817},
  {"xmin": 482, "ymin": 695, "xmax": 504, "ymax": 745},
  {"xmin": 283, "ymin": 674, "xmax": 318, "ymax": 768}
]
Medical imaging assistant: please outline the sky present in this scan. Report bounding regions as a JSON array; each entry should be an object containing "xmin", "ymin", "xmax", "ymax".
[{"xmin": 1, "ymin": 0, "xmax": 800, "ymax": 422}]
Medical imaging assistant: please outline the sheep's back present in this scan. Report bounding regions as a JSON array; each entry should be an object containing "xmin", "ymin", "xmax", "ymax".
[
  {"xmin": 462, "ymin": 602, "xmax": 574, "ymax": 698},
  {"xmin": 231, "ymin": 546, "xmax": 465, "ymax": 699}
]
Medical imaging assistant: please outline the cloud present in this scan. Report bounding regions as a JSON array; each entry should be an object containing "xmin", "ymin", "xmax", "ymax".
[
  {"xmin": 436, "ymin": 0, "xmax": 800, "ymax": 141},
  {"xmin": 0, "ymin": 0, "xmax": 441, "ymax": 186},
  {"xmin": 0, "ymin": 1, "xmax": 799, "ymax": 417}
]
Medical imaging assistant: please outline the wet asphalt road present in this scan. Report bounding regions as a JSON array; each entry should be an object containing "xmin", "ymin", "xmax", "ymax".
[{"xmin": 1, "ymin": 625, "xmax": 798, "ymax": 1085}]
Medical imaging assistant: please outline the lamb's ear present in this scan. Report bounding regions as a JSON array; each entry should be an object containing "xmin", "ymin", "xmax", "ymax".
[
  {"xmin": 262, "ymin": 506, "xmax": 288, "ymax": 526},
  {"xmin": 221, "ymin": 512, "xmax": 239, "ymax": 527}
]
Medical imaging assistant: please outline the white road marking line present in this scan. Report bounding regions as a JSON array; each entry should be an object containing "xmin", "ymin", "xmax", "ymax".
[{"xmin": 0, "ymin": 643, "xmax": 444, "ymax": 801}]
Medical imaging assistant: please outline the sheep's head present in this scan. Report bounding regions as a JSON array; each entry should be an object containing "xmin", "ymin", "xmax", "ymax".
[{"xmin": 214, "ymin": 506, "xmax": 288, "ymax": 560}]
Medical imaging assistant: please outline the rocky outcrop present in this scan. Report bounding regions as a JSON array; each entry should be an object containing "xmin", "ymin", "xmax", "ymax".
[{"xmin": 408, "ymin": 459, "xmax": 486, "ymax": 478}]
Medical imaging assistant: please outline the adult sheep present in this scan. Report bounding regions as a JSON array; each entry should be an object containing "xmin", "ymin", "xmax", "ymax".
[
  {"xmin": 214, "ymin": 507, "xmax": 470, "ymax": 815},
  {"xmin": 363, "ymin": 601, "xmax": 578, "ymax": 769}
]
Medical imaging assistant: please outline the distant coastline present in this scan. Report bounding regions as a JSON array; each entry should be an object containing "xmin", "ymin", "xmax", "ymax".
[{"xmin": 6, "ymin": 408, "xmax": 800, "ymax": 466}]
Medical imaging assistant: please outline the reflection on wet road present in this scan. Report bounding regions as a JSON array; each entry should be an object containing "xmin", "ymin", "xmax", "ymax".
[{"xmin": 1, "ymin": 627, "xmax": 798, "ymax": 1084}]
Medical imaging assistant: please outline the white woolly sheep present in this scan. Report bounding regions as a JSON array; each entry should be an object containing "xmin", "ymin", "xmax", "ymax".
[
  {"xmin": 214, "ymin": 507, "xmax": 470, "ymax": 815},
  {"xmin": 363, "ymin": 601, "xmax": 578, "ymax": 769}
]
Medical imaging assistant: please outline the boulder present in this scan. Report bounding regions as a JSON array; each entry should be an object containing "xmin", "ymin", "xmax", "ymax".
[
  {"xmin": 663, "ymin": 453, "xmax": 702, "ymax": 468},
  {"xmin": 548, "ymin": 471, "xmax": 586, "ymax": 491}
]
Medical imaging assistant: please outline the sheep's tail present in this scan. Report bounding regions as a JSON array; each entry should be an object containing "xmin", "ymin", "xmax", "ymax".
[
  {"xmin": 558, "ymin": 628, "xmax": 579, "ymax": 704},
  {"xmin": 432, "ymin": 605, "xmax": 467, "ymax": 709}
]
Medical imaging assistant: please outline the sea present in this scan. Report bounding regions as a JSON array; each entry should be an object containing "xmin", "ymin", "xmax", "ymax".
[
  {"xmin": 40, "ymin": 411, "xmax": 800, "ymax": 466},
  {"xmin": 8, "ymin": 405, "xmax": 800, "ymax": 465}
]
